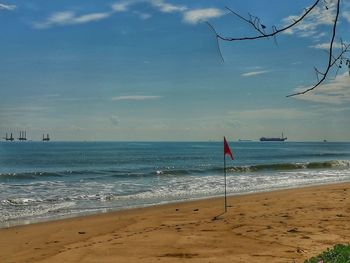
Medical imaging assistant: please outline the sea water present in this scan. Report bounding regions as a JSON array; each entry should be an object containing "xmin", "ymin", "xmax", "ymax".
[{"xmin": 0, "ymin": 141, "xmax": 349, "ymax": 227}]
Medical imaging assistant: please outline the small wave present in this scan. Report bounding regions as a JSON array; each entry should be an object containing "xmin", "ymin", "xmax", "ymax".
[
  {"xmin": 1, "ymin": 192, "xmax": 119, "ymax": 206},
  {"xmin": 0, "ymin": 171, "xmax": 66, "ymax": 180},
  {"xmin": 0, "ymin": 169, "xmax": 111, "ymax": 180},
  {"xmin": 0, "ymin": 201, "xmax": 76, "ymax": 222},
  {"xmin": 1, "ymin": 160, "xmax": 348, "ymax": 181},
  {"xmin": 1, "ymin": 198, "xmax": 38, "ymax": 206},
  {"xmin": 308, "ymin": 160, "xmax": 350, "ymax": 169},
  {"xmin": 74, "ymin": 193, "xmax": 116, "ymax": 202},
  {"xmin": 154, "ymin": 169, "xmax": 202, "ymax": 176},
  {"xmin": 83, "ymin": 159, "xmax": 350, "ymax": 176},
  {"xmin": 225, "ymin": 160, "xmax": 350, "ymax": 173}
]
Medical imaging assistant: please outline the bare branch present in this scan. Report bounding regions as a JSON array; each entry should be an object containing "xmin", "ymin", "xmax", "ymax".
[
  {"xmin": 209, "ymin": 0, "xmax": 348, "ymax": 97},
  {"xmin": 287, "ymin": 0, "xmax": 347, "ymax": 97},
  {"xmin": 287, "ymin": 45, "xmax": 349, "ymax": 97},
  {"xmin": 206, "ymin": 22, "xmax": 225, "ymax": 63},
  {"xmin": 215, "ymin": 0, "xmax": 321, "ymax": 42}
]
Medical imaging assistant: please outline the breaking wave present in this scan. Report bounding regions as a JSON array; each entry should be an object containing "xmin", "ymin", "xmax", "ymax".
[{"xmin": 1, "ymin": 160, "xmax": 349, "ymax": 180}]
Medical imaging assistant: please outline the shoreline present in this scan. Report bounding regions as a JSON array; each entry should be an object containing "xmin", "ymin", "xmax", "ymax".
[
  {"xmin": 3, "ymin": 179, "xmax": 350, "ymax": 229},
  {"xmin": 1, "ymin": 182, "xmax": 350, "ymax": 262}
]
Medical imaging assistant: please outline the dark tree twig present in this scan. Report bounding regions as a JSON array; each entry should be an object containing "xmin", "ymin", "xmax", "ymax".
[
  {"xmin": 215, "ymin": 0, "xmax": 321, "ymax": 41},
  {"xmin": 206, "ymin": 22, "xmax": 225, "ymax": 62}
]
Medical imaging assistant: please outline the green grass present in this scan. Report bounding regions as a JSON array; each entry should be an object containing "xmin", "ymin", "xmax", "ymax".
[{"xmin": 304, "ymin": 244, "xmax": 350, "ymax": 263}]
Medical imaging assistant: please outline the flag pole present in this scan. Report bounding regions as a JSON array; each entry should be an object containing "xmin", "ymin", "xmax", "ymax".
[
  {"xmin": 224, "ymin": 137, "xmax": 227, "ymax": 213},
  {"xmin": 223, "ymin": 136, "xmax": 233, "ymax": 214}
]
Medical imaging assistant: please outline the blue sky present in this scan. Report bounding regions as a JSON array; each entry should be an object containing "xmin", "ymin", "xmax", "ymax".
[{"xmin": 0, "ymin": 0, "xmax": 349, "ymax": 141}]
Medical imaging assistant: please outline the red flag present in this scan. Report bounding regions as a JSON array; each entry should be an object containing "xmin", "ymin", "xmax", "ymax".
[{"xmin": 224, "ymin": 137, "xmax": 234, "ymax": 160}]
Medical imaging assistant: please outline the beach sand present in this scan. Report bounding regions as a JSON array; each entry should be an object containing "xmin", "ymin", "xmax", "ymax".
[{"xmin": 1, "ymin": 183, "xmax": 350, "ymax": 263}]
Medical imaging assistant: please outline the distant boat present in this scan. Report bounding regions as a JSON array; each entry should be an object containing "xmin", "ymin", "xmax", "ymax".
[
  {"xmin": 238, "ymin": 139, "xmax": 252, "ymax": 142},
  {"xmin": 43, "ymin": 134, "xmax": 50, "ymax": 141},
  {"xmin": 260, "ymin": 133, "xmax": 287, "ymax": 142},
  {"xmin": 3, "ymin": 133, "xmax": 14, "ymax": 141},
  {"xmin": 18, "ymin": 131, "xmax": 27, "ymax": 141}
]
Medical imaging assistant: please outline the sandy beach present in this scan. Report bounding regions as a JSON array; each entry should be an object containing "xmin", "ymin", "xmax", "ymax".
[{"xmin": 1, "ymin": 183, "xmax": 350, "ymax": 263}]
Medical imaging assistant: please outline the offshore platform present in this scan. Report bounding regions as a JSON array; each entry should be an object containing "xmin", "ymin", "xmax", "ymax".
[
  {"xmin": 2, "ymin": 131, "xmax": 51, "ymax": 141},
  {"xmin": 42, "ymin": 134, "xmax": 50, "ymax": 141},
  {"xmin": 18, "ymin": 131, "xmax": 27, "ymax": 141},
  {"xmin": 3, "ymin": 133, "xmax": 14, "ymax": 141}
]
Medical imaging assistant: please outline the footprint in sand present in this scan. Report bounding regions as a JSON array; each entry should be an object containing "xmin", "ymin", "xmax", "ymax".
[{"xmin": 287, "ymin": 228, "xmax": 298, "ymax": 233}]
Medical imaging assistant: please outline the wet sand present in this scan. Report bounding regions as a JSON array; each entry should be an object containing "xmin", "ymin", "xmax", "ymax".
[{"xmin": 1, "ymin": 183, "xmax": 350, "ymax": 262}]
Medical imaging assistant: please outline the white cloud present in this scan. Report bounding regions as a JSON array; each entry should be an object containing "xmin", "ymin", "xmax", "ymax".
[
  {"xmin": 241, "ymin": 70, "xmax": 270, "ymax": 77},
  {"xmin": 292, "ymin": 72, "xmax": 350, "ymax": 104},
  {"xmin": 112, "ymin": 0, "xmax": 186, "ymax": 14},
  {"xmin": 310, "ymin": 42, "xmax": 345, "ymax": 50},
  {"xmin": 74, "ymin": 13, "xmax": 110, "ymax": 23},
  {"xmin": 35, "ymin": 0, "xmax": 225, "ymax": 29},
  {"xmin": 139, "ymin": 13, "xmax": 152, "ymax": 19},
  {"xmin": 133, "ymin": 10, "xmax": 152, "ymax": 20},
  {"xmin": 34, "ymin": 11, "xmax": 111, "ymax": 29},
  {"xmin": 343, "ymin": 11, "xmax": 350, "ymax": 23},
  {"xmin": 282, "ymin": 0, "xmax": 337, "ymax": 38},
  {"xmin": 183, "ymin": 8, "xmax": 225, "ymax": 24},
  {"xmin": 112, "ymin": 0, "xmax": 224, "ymax": 24},
  {"xmin": 111, "ymin": 95, "xmax": 162, "ymax": 101},
  {"xmin": 34, "ymin": 1, "xmax": 134, "ymax": 29},
  {"xmin": 0, "ymin": 3, "xmax": 16, "ymax": 10},
  {"xmin": 112, "ymin": 1, "xmax": 135, "ymax": 12},
  {"xmin": 149, "ymin": 0, "xmax": 187, "ymax": 13}
]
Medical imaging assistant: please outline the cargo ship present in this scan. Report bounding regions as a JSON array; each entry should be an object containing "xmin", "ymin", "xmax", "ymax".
[{"xmin": 260, "ymin": 133, "xmax": 287, "ymax": 142}]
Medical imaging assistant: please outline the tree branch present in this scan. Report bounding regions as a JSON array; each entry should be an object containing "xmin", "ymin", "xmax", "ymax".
[
  {"xmin": 206, "ymin": 22, "xmax": 225, "ymax": 62},
  {"xmin": 215, "ymin": 0, "xmax": 321, "ymax": 41},
  {"xmin": 287, "ymin": 0, "xmax": 347, "ymax": 97},
  {"xmin": 207, "ymin": 0, "xmax": 348, "ymax": 97}
]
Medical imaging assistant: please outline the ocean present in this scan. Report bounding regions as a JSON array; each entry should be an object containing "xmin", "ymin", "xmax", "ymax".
[{"xmin": 0, "ymin": 141, "xmax": 350, "ymax": 228}]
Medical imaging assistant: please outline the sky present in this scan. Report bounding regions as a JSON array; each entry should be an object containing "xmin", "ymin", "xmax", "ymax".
[{"xmin": 0, "ymin": 0, "xmax": 349, "ymax": 141}]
